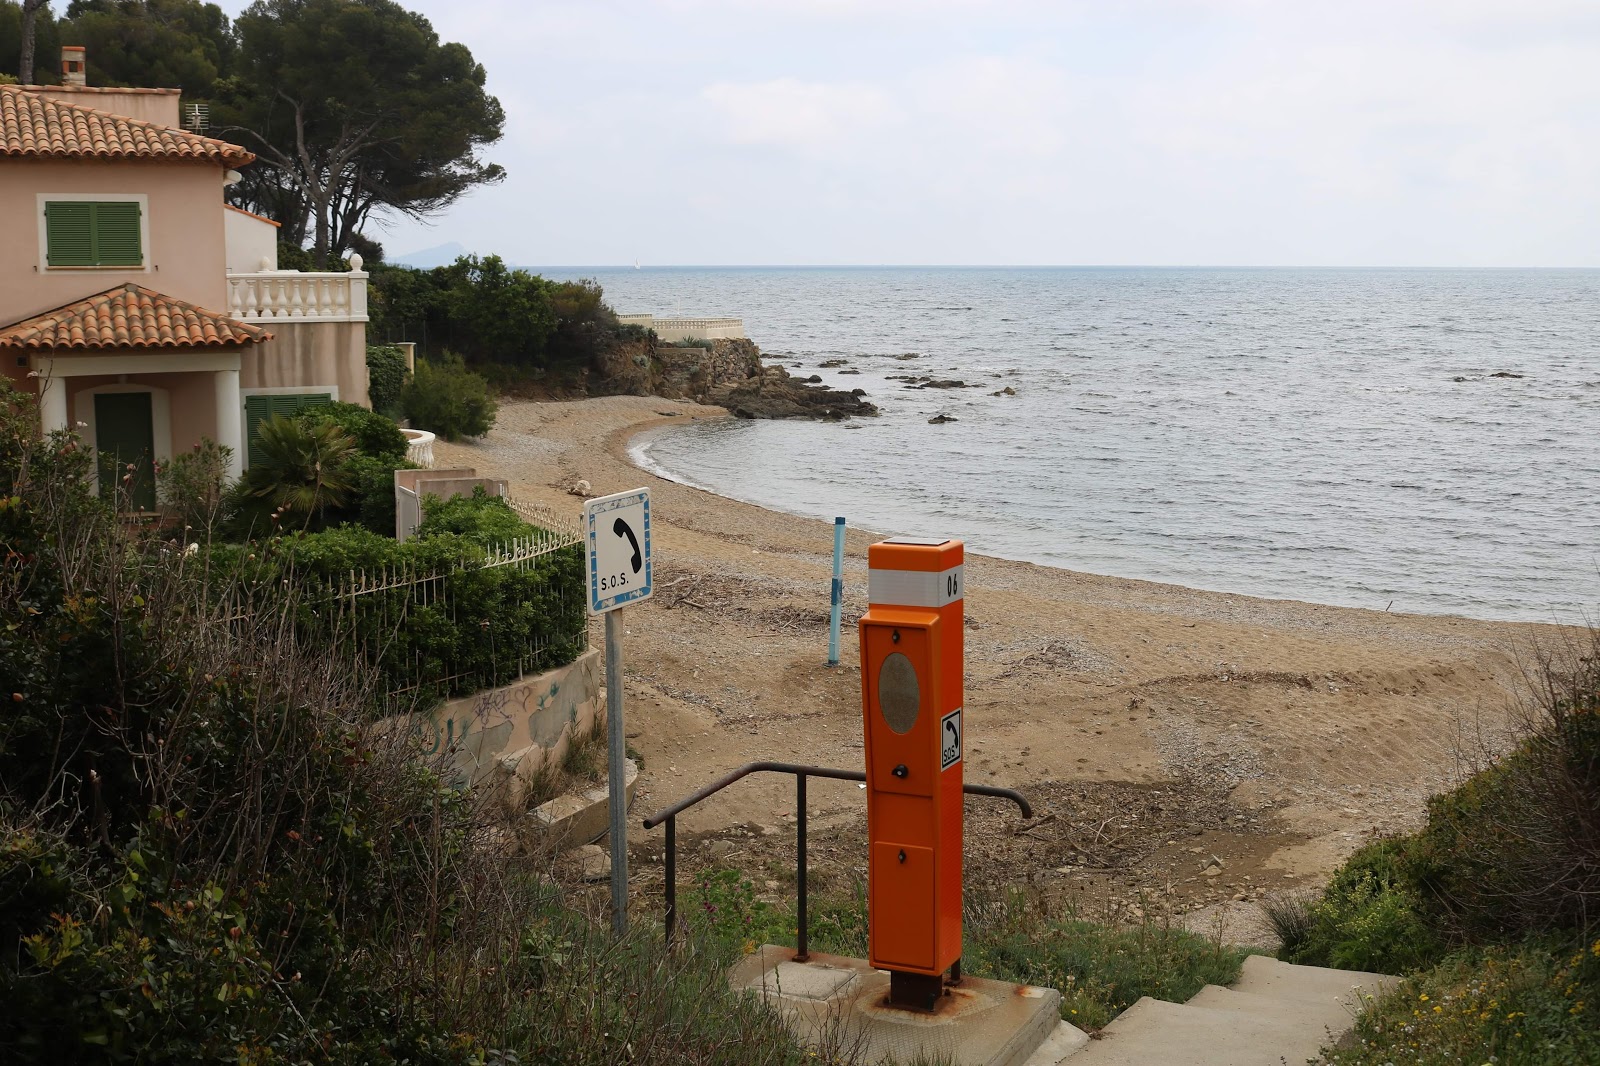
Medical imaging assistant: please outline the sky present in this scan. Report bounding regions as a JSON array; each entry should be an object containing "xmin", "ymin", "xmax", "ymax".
[{"xmin": 211, "ymin": 0, "xmax": 1600, "ymax": 267}]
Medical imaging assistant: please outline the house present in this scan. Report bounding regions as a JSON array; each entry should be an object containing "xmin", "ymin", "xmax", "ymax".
[{"xmin": 0, "ymin": 49, "xmax": 369, "ymax": 510}]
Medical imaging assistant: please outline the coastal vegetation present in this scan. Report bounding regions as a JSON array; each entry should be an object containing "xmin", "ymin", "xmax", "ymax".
[
  {"xmin": 403, "ymin": 353, "xmax": 498, "ymax": 441},
  {"xmin": 1269, "ymin": 636, "xmax": 1600, "ymax": 1063},
  {"xmin": 222, "ymin": 401, "xmax": 415, "ymax": 538},
  {"xmin": 0, "ymin": 381, "xmax": 816, "ymax": 1064},
  {"xmin": 368, "ymin": 255, "xmax": 649, "ymax": 386}
]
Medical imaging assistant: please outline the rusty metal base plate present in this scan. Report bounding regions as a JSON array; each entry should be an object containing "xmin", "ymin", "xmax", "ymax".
[{"xmin": 728, "ymin": 945, "xmax": 1072, "ymax": 1066}]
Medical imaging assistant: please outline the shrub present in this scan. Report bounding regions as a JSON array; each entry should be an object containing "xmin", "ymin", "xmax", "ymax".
[
  {"xmin": 1281, "ymin": 838, "xmax": 1441, "ymax": 974},
  {"xmin": 1403, "ymin": 644, "xmax": 1600, "ymax": 944},
  {"xmin": 403, "ymin": 353, "xmax": 497, "ymax": 441},
  {"xmin": 155, "ymin": 437, "xmax": 232, "ymax": 540},
  {"xmin": 339, "ymin": 452, "xmax": 414, "ymax": 536},
  {"xmin": 0, "ymin": 378, "xmax": 808, "ymax": 1064},
  {"xmin": 227, "ymin": 415, "xmax": 356, "ymax": 534},
  {"xmin": 213, "ymin": 519, "xmax": 587, "ymax": 705},
  {"xmin": 366, "ymin": 344, "xmax": 410, "ymax": 415},
  {"xmin": 1324, "ymin": 937, "xmax": 1600, "ymax": 1066},
  {"xmin": 683, "ymin": 872, "xmax": 1247, "ymax": 1033},
  {"xmin": 0, "ymin": 398, "xmax": 477, "ymax": 1063},
  {"xmin": 416, "ymin": 486, "xmax": 531, "ymax": 546},
  {"xmin": 300, "ymin": 400, "xmax": 408, "ymax": 462}
]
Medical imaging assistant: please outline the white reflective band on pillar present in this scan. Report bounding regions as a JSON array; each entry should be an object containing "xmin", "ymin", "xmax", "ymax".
[{"xmin": 868, "ymin": 564, "xmax": 964, "ymax": 608}]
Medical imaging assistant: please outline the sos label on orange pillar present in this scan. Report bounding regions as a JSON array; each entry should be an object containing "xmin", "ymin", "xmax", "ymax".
[{"xmin": 859, "ymin": 537, "xmax": 964, "ymax": 983}]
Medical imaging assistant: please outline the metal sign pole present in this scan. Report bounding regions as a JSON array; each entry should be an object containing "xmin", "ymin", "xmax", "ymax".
[
  {"xmin": 606, "ymin": 607, "xmax": 628, "ymax": 936},
  {"xmin": 828, "ymin": 516, "xmax": 845, "ymax": 665}
]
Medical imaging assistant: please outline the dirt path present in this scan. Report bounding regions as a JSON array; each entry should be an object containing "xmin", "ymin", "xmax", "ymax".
[{"xmin": 436, "ymin": 397, "xmax": 1562, "ymax": 937}]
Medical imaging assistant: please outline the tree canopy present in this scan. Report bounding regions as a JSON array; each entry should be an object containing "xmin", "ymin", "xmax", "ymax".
[
  {"xmin": 219, "ymin": 0, "xmax": 504, "ymax": 266},
  {"xmin": 62, "ymin": 0, "xmax": 232, "ymax": 95}
]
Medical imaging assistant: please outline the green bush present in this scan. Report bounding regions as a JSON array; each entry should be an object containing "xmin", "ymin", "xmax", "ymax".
[
  {"xmin": 0, "ymin": 377, "xmax": 808, "ymax": 1064},
  {"xmin": 227, "ymin": 415, "xmax": 356, "ymax": 534},
  {"xmin": 338, "ymin": 452, "xmax": 412, "ymax": 536},
  {"xmin": 403, "ymin": 353, "xmax": 497, "ymax": 441},
  {"xmin": 416, "ymin": 486, "xmax": 531, "ymax": 546},
  {"xmin": 282, "ymin": 402, "xmax": 413, "ymax": 536},
  {"xmin": 300, "ymin": 400, "xmax": 407, "ymax": 462},
  {"xmin": 0, "ymin": 387, "xmax": 478, "ymax": 1063},
  {"xmin": 683, "ymin": 871, "xmax": 1247, "ymax": 1033},
  {"xmin": 1404, "ymin": 680, "xmax": 1600, "ymax": 944},
  {"xmin": 214, "ymin": 518, "xmax": 586, "ymax": 705},
  {"xmin": 155, "ymin": 437, "xmax": 232, "ymax": 540},
  {"xmin": 1325, "ymin": 937, "xmax": 1600, "ymax": 1066},
  {"xmin": 366, "ymin": 344, "xmax": 410, "ymax": 415},
  {"xmin": 1282, "ymin": 838, "xmax": 1441, "ymax": 974}
]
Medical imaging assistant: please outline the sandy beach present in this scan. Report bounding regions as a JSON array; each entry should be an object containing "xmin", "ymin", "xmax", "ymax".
[{"xmin": 434, "ymin": 396, "xmax": 1567, "ymax": 937}]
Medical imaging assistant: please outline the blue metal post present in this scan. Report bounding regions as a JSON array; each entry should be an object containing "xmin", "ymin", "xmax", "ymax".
[{"xmin": 828, "ymin": 516, "xmax": 845, "ymax": 665}]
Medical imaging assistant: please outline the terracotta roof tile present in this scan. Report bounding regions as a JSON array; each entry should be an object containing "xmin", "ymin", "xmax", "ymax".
[
  {"xmin": 0, "ymin": 284, "xmax": 272, "ymax": 351},
  {"xmin": 0, "ymin": 84, "xmax": 254, "ymax": 167}
]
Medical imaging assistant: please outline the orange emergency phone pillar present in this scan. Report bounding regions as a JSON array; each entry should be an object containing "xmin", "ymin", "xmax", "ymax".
[{"xmin": 859, "ymin": 537, "xmax": 964, "ymax": 1011}]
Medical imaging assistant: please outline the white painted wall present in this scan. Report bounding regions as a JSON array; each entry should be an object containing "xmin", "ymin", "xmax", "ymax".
[{"xmin": 224, "ymin": 206, "xmax": 279, "ymax": 273}]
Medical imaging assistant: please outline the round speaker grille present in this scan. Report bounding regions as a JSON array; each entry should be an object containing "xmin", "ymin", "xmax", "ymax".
[{"xmin": 878, "ymin": 652, "xmax": 920, "ymax": 735}]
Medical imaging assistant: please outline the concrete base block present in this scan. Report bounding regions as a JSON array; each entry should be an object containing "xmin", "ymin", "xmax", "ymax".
[
  {"xmin": 526, "ymin": 758, "xmax": 638, "ymax": 847},
  {"xmin": 729, "ymin": 945, "xmax": 1073, "ymax": 1066}
]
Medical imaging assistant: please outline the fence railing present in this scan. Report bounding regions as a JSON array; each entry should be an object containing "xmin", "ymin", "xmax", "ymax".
[
  {"xmin": 227, "ymin": 268, "xmax": 369, "ymax": 322},
  {"xmin": 641, "ymin": 761, "xmax": 1032, "ymax": 959}
]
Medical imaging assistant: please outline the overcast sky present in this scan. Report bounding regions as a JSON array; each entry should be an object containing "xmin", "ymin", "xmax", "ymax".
[{"xmin": 213, "ymin": 0, "xmax": 1600, "ymax": 267}]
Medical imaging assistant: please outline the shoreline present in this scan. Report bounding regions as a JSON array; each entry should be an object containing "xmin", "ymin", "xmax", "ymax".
[{"xmin": 433, "ymin": 395, "xmax": 1566, "ymax": 930}]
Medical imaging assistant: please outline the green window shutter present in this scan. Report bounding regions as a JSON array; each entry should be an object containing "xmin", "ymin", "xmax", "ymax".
[
  {"xmin": 45, "ymin": 201, "xmax": 143, "ymax": 267},
  {"xmin": 45, "ymin": 201, "xmax": 94, "ymax": 266},
  {"xmin": 91, "ymin": 201, "xmax": 142, "ymax": 266},
  {"xmin": 244, "ymin": 393, "xmax": 333, "ymax": 467}
]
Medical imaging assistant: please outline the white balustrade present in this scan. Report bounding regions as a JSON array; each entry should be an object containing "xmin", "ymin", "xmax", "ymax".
[
  {"xmin": 402, "ymin": 428, "xmax": 435, "ymax": 469},
  {"xmin": 227, "ymin": 267, "xmax": 370, "ymax": 323},
  {"xmin": 617, "ymin": 313, "xmax": 745, "ymax": 342}
]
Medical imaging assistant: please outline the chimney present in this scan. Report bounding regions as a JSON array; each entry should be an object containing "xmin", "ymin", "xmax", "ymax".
[{"xmin": 61, "ymin": 46, "xmax": 87, "ymax": 87}]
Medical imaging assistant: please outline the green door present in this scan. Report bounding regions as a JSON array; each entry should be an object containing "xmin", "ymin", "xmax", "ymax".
[{"xmin": 95, "ymin": 392, "xmax": 157, "ymax": 511}]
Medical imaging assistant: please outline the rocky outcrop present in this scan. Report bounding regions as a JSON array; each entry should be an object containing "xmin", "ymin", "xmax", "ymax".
[
  {"xmin": 653, "ymin": 338, "xmax": 765, "ymax": 399},
  {"xmin": 589, "ymin": 337, "xmax": 876, "ymax": 420},
  {"xmin": 709, "ymin": 362, "xmax": 879, "ymax": 421}
]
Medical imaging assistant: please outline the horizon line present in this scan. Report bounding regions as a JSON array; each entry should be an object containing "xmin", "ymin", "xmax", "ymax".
[{"xmin": 393, "ymin": 259, "xmax": 1600, "ymax": 272}]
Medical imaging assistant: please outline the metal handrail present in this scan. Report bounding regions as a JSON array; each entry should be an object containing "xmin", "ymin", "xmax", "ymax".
[{"xmin": 641, "ymin": 760, "xmax": 1032, "ymax": 959}]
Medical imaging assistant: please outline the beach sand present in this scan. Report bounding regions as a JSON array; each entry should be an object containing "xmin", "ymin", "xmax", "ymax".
[{"xmin": 434, "ymin": 396, "xmax": 1566, "ymax": 938}]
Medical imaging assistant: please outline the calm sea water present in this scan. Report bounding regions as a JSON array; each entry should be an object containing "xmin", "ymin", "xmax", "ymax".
[{"xmin": 542, "ymin": 267, "xmax": 1600, "ymax": 623}]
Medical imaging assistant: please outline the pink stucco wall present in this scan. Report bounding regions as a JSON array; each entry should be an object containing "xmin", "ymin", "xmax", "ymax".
[
  {"xmin": 64, "ymin": 371, "xmax": 218, "ymax": 457},
  {"xmin": 0, "ymin": 159, "xmax": 229, "ymax": 327},
  {"xmin": 20, "ymin": 86, "xmax": 182, "ymax": 128}
]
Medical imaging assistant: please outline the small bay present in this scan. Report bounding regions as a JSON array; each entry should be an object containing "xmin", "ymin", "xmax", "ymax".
[{"xmin": 542, "ymin": 266, "xmax": 1600, "ymax": 623}]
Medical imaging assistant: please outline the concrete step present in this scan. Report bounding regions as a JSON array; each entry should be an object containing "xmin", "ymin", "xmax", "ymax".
[
  {"xmin": 1061, "ymin": 996, "xmax": 1312, "ymax": 1066},
  {"xmin": 1033, "ymin": 957, "xmax": 1403, "ymax": 1065},
  {"xmin": 1232, "ymin": 953, "xmax": 1399, "ymax": 1013},
  {"xmin": 1186, "ymin": 984, "xmax": 1358, "ymax": 1045}
]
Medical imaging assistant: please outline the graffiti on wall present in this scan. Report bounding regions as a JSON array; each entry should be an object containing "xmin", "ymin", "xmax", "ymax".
[{"xmin": 402, "ymin": 649, "xmax": 600, "ymax": 789}]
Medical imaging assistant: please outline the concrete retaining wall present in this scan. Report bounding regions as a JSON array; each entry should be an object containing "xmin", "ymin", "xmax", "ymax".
[{"xmin": 390, "ymin": 647, "xmax": 602, "ymax": 791}]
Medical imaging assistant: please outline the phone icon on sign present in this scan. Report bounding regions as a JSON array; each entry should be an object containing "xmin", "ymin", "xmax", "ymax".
[{"xmin": 614, "ymin": 517, "xmax": 643, "ymax": 573}]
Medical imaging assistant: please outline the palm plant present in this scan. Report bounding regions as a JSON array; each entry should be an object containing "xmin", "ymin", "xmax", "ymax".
[{"xmin": 235, "ymin": 415, "xmax": 356, "ymax": 531}]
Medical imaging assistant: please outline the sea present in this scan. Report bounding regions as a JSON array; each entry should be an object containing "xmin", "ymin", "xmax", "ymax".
[{"xmin": 540, "ymin": 267, "xmax": 1600, "ymax": 624}]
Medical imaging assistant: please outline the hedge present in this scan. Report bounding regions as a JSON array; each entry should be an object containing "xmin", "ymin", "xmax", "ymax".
[{"xmin": 215, "ymin": 501, "xmax": 586, "ymax": 706}]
